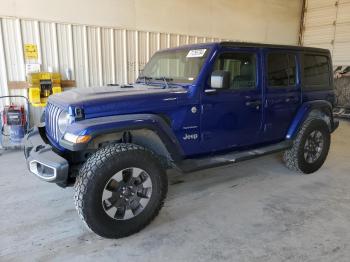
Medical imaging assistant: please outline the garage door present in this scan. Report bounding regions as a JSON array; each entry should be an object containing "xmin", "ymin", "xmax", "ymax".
[{"xmin": 302, "ymin": 0, "xmax": 350, "ymax": 66}]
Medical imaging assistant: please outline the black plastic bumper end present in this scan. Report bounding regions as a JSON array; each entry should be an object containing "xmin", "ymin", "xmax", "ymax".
[{"xmin": 24, "ymin": 127, "xmax": 69, "ymax": 185}]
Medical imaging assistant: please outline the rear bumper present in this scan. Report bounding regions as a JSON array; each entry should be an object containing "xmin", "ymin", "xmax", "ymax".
[{"xmin": 24, "ymin": 127, "xmax": 69, "ymax": 185}]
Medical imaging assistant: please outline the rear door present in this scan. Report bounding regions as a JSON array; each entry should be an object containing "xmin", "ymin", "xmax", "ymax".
[{"xmin": 262, "ymin": 51, "xmax": 301, "ymax": 142}]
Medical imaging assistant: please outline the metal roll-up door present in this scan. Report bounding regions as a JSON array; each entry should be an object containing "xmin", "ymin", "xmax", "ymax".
[
  {"xmin": 302, "ymin": 0, "xmax": 350, "ymax": 111},
  {"xmin": 303, "ymin": 0, "xmax": 350, "ymax": 66}
]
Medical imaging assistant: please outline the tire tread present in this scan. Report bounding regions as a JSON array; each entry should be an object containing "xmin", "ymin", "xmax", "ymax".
[
  {"xmin": 74, "ymin": 143, "xmax": 167, "ymax": 238},
  {"xmin": 283, "ymin": 118, "xmax": 330, "ymax": 174}
]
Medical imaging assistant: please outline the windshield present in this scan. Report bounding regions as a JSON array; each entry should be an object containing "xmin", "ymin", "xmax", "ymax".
[{"xmin": 140, "ymin": 48, "xmax": 209, "ymax": 84}]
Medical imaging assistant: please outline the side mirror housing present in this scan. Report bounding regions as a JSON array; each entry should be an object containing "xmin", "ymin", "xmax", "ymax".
[{"xmin": 210, "ymin": 70, "xmax": 230, "ymax": 89}]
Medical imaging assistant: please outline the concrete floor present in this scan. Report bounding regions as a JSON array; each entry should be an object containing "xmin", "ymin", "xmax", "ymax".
[{"xmin": 0, "ymin": 121, "xmax": 350, "ymax": 262}]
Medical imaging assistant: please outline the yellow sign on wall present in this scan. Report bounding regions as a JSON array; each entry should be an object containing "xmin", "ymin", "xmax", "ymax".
[{"xmin": 24, "ymin": 44, "xmax": 38, "ymax": 60}]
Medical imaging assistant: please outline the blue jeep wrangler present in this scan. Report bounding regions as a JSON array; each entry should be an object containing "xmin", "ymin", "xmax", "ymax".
[{"xmin": 24, "ymin": 42, "xmax": 339, "ymax": 238}]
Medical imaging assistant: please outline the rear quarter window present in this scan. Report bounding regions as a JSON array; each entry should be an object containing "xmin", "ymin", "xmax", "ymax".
[{"xmin": 303, "ymin": 54, "xmax": 331, "ymax": 90}]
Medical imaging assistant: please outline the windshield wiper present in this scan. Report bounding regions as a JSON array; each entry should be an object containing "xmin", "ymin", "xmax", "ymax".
[
  {"xmin": 137, "ymin": 75, "xmax": 153, "ymax": 84},
  {"xmin": 155, "ymin": 77, "xmax": 173, "ymax": 88},
  {"xmin": 138, "ymin": 76, "xmax": 183, "ymax": 89}
]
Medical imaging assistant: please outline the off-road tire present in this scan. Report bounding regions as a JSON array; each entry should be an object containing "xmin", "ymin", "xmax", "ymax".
[
  {"xmin": 283, "ymin": 118, "xmax": 330, "ymax": 174},
  {"xmin": 74, "ymin": 143, "xmax": 168, "ymax": 238}
]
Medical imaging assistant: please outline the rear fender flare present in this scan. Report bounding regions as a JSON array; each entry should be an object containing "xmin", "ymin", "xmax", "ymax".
[{"xmin": 286, "ymin": 100, "xmax": 334, "ymax": 140}]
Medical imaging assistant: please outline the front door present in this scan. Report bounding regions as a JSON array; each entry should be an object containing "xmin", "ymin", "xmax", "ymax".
[{"xmin": 200, "ymin": 49, "xmax": 263, "ymax": 153}]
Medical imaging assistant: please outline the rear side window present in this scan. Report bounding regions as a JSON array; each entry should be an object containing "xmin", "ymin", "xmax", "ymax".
[
  {"xmin": 303, "ymin": 54, "xmax": 330, "ymax": 89},
  {"xmin": 267, "ymin": 53, "xmax": 296, "ymax": 87}
]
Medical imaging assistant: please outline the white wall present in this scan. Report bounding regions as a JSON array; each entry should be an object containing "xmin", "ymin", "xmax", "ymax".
[{"xmin": 1, "ymin": 0, "xmax": 302, "ymax": 44}]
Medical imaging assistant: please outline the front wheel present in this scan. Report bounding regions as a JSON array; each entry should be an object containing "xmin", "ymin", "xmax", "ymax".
[
  {"xmin": 283, "ymin": 119, "xmax": 331, "ymax": 174},
  {"xmin": 74, "ymin": 143, "xmax": 168, "ymax": 238}
]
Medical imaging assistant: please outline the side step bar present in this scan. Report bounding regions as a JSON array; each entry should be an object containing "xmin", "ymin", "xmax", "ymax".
[
  {"xmin": 176, "ymin": 141, "xmax": 292, "ymax": 173},
  {"xmin": 333, "ymin": 107, "xmax": 350, "ymax": 119}
]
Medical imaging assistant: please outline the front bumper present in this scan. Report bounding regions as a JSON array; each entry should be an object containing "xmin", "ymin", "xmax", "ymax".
[{"xmin": 24, "ymin": 127, "xmax": 69, "ymax": 185}]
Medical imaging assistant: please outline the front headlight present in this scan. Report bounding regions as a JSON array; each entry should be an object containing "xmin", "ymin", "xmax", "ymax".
[{"xmin": 58, "ymin": 111, "xmax": 70, "ymax": 134}]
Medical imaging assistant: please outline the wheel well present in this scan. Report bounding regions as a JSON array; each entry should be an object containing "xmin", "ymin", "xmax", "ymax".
[
  {"xmin": 87, "ymin": 129, "xmax": 172, "ymax": 162},
  {"xmin": 129, "ymin": 129, "xmax": 172, "ymax": 160},
  {"xmin": 305, "ymin": 109, "xmax": 332, "ymax": 132}
]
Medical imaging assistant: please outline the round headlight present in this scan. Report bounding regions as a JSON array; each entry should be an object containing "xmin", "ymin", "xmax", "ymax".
[{"xmin": 58, "ymin": 111, "xmax": 69, "ymax": 134}]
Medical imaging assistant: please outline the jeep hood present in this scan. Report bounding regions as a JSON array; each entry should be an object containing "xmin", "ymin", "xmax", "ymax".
[{"xmin": 49, "ymin": 84, "xmax": 189, "ymax": 118}]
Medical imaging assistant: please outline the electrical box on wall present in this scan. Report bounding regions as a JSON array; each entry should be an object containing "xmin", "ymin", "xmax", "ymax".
[{"xmin": 28, "ymin": 72, "xmax": 62, "ymax": 107}]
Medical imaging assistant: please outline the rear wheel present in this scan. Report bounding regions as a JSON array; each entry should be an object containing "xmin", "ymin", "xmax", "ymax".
[
  {"xmin": 74, "ymin": 143, "xmax": 168, "ymax": 238},
  {"xmin": 283, "ymin": 119, "xmax": 330, "ymax": 174}
]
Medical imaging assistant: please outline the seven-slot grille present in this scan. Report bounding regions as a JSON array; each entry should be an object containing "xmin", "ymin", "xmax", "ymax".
[{"xmin": 45, "ymin": 102, "xmax": 63, "ymax": 143}]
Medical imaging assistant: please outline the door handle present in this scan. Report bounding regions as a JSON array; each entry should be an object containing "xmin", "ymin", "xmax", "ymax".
[
  {"xmin": 204, "ymin": 89, "xmax": 217, "ymax": 94},
  {"xmin": 245, "ymin": 100, "xmax": 261, "ymax": 107},
  {"xmin": 285, "ymin": 96, "xmax": 298, "ymax": 103}
]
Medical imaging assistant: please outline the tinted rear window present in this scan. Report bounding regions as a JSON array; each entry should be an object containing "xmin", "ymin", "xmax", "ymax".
[
  {"xmin": 303, "ymin": 54, "xmax": 331, "ymax": 89},
  {"xmin": 267, "ymin": 53, "xmax": 296, "ymax": 87}
]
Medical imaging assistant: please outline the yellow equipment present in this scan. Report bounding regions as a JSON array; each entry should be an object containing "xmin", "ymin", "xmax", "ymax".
[{"xmin": 28, "ymin": 72, "xmax": 62, "ymax": 107}]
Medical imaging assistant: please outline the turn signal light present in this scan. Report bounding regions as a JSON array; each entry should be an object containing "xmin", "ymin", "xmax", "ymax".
[
  {"xmin": 76, "ymin": 135, "xmax": 91, "ymax": 144},
  {"xmin": 64, "ymin": 133, "xmax": 91, "ymax": 144}
]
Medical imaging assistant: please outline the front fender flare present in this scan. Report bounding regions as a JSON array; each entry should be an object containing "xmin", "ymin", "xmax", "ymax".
[{"xmin": 60, "ymin": 114, "xmax": 184, "ymax": 161}]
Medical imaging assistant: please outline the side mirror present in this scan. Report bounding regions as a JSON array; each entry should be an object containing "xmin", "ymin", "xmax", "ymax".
[{"xmin": 210, "ymin": 70, "xmax": 230, "ymax": 89}]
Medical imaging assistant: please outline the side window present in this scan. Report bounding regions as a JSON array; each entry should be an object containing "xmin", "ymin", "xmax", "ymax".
[
  {"xmin": 213, "ymin": 52, "xmax": 256, "ymax": 90},
  {"xmin": 267, "ymin": 53, "xmax": 296, "ymax": 87},
  {"xmin": 303, "ymin": 54, "xmax": 330, "ymax": 89}
]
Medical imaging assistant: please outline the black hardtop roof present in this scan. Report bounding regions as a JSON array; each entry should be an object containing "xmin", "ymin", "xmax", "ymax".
[
  {"xmin": 219, "ymin": 41, "xmax": 330, "ymax": 53},
  {"xmin": 161, "ymin": 41, "xmax": 330, "ymax": 55}
]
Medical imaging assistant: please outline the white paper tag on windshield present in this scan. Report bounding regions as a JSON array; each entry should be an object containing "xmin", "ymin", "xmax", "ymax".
[{"xmin": 186, "ymin": 49, "xmax": 207, "ymax": 58}]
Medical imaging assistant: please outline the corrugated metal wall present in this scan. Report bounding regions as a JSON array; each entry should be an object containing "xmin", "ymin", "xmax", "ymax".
[
  {"xmin": 0, "ymin": 16, "xmax": 224, "ymax": 125},
  {"xmin": 302, "ymin": 0, "xmax": 350, "ymax": 66}
]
